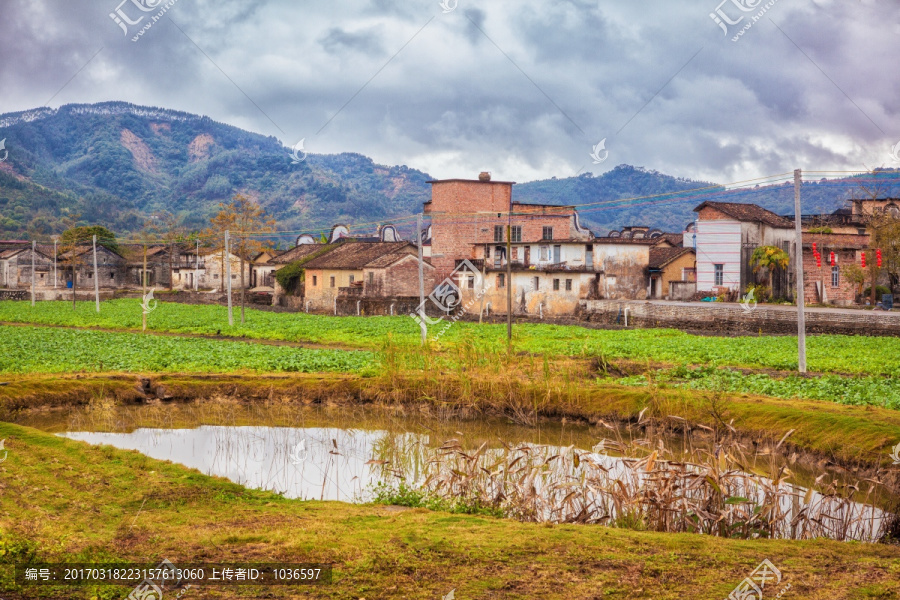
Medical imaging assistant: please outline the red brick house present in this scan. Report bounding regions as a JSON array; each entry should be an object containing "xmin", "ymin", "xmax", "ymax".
[
  {"xmin": 802, "ymin": 233, "xmax": 870, "ymax": 305},
  {"xmin": 424, "ymin": 173, "xmax": 593, "ymax": 279}
]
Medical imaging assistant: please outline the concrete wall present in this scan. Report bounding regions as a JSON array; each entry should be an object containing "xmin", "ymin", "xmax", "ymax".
[{"xmin": 582, "ymin": 299, "xmax": 900, "ymax": 336}]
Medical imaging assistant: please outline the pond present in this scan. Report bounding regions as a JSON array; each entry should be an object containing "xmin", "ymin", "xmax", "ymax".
[{"xmin": 16, "ymin": 401, "xmax": 895, "ymax": 542}]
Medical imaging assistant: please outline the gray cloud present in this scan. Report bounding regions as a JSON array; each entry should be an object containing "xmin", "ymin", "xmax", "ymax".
[{"xmin": 0, "ymin": 0, "xmax": 898, "ymax": 185}]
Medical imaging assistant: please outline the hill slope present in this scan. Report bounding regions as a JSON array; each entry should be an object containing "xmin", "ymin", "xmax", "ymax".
[
  {"xmin": 0, "ymin": 102, "xmax": 432, "ymax": 238},
  {"xmin": 2, "ymin": 102, "xmax": 898, "ymax": 239}
]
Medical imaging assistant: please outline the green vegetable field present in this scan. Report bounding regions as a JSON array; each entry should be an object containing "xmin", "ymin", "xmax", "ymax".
[
  {"xmin": 2, "ymin": 299, "xmax": 900, "ymax": 375},
  {"xmin": 0, "ymin": 325, "xmax": 373, "ymax": 374}
]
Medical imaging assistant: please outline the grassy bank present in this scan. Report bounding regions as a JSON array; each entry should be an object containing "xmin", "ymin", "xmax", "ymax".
[
  {"xmin": 5, "ymin": 299, "xmax": 900, "ymax": 375},
  {"xmin": 1, "ymin": 421, "xmax": 899, "ymax": 600}
]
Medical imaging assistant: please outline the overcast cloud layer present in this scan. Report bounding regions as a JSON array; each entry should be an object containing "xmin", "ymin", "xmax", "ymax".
[{"xmin": 0, "ymin": 0, "xmax": 897, "ymax": 184}]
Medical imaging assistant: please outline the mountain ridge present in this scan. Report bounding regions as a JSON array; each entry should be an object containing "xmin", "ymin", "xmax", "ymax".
[{"xmin": 1, "ymin": 101, "xmax": 896, "ymax": 240}]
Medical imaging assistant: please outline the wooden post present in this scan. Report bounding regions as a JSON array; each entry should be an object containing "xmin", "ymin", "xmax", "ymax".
[
  {"xmin": 195, "ymin": 239, "xmax": 200, "ymax": 292},
  {"xmin": 225, "ymin": 230, "xmax": 234, "ymax": 326},
  {"xmin": 53, "ymin": 237, "xmax": 58, "ymax": 288},
  {"xmin": 142, "ymin": 243, "xmax": 148, "ymax": 333},
  {"xmin": 92, "ymin": 235, "xmax": 100, "ymax": 313},
  {"xmin": 417, "ymin": 213, "xmax": 427, "ymax": 345},
  {"xmin": 506, "ymin": 222, "xmax": 513, "ymax": 344},
  {"xmin": 794, "ymin": 169, "xmax": 807, "ymax": 373},
  {"xmin": 30, "ymin": 240, "xmax": 35, "ymax": 307}
]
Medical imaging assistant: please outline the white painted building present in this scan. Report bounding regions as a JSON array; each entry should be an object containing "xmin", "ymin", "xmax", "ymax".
[{"xmin": 693, "ymin": 201, "xmax": 796, "ymax": 295}]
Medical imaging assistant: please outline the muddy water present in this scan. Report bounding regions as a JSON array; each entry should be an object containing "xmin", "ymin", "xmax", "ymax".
[{"xmin": 16, "ymin": 402, "xmax": 894, "ymax": 541}]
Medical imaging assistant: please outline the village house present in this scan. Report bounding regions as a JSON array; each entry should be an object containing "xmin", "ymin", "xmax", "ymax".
[
  {"xmin": 270, "ymin": 243, "xmax": 332, "ymax": 308},
  {"xmin": 197, "ymin": 248, "xmax": 250, "ymax": 292},
  {"xmin": 0, "ymin": 242, "xmax": 55, "ymax": 289},
  {"xmin": 801, "ymin": 232, "xmax": 871, "ymax": 305},
  {"xmin": 693, "ymin": 201, "xmax": 796, "ymax": 297},
  {"xmin": 649, "ymin": 246, "xmax": 696, "ymax": 300},
  {"xmin": 58, "ymin": 244, "xmax": 128, "ymax": 289},
  {"xmin": 424, "ymin": 173, "xmax": 594, "ymax": 280},
  {"xmin": 302, "ymin": 242, "xmax": 427, "ymax": 312},
  {"xmin": 423, "ymin": 172, "xmax": 657, "ymax": 316}
]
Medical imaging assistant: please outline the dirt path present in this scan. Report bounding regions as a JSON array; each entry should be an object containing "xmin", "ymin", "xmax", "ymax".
[{"xmin": 0, "ymin": 320, "xmax": 363, "ymax": 352}]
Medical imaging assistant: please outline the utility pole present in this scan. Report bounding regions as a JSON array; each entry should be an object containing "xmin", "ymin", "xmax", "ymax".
[
  {"xmin": 793, "ymin": 169, "xmax": 807, "ymax": 373},
  {"xmin": 195, "ymin": 239, "xmax": 200, "ymax": 292},
  {"xmin": 142, "ymin": 243, "xmax": 148, "ymax": 333},
  {"xmin": 92, "ymin": 235, "xmax": 100, "ymax": 313},
  {"xmin": 30, "ymin": 240, "xmax": 35, "ymax": 307},
  {"xmin": 417, "ymin": 213, "xmax": 427, "ymax": 345},
  {"xmin": 52, "ymin": 236, "xmax": 58, "ymax": 288},
  {"xmin": 225, "ymin": 230, "xmax": 234, "ymax": 326},
  {"xmin": 506, "ymin": 201, "xmax": 513, "ymax": 343}
]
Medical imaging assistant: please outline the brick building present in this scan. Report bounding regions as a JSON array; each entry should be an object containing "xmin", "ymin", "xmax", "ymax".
[
  {"xmin": 801, "ymin": 233, "xmax": 870, "ymax": 305},
  {"xmin": 424, "ymin": 173, "xmax": 592, "ymax": 279}
]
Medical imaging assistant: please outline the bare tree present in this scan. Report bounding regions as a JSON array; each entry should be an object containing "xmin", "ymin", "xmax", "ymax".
[{"xmin": 210, "ymin": 194, "xmax": 275, "ymax": 323}]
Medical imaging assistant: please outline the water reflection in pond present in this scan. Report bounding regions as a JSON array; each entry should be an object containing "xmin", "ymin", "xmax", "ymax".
[{"xmin": 20, "ymin": 402, "xmax": 895, "ymax": 542}]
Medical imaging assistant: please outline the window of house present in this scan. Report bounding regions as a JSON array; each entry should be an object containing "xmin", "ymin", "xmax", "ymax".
[
  {"xmin": 542, "ymin": 226, "xmax": 553, "ymax": 240},
  {"xmin": 565, "ymin": 279, "xmax": 572, "ymax": 291},
  {"xmin": 533, "ymin": 276, "xmax": 540, "ymax": 291},
  {"xmin": 714, "ymin": 264, "xmax": 724, "ymax": 286},
  {"xmin": 349, "ymin": 274, "xmax": 355, "ymax": 284},
  {"xmin": 585, "ymin": 244, "xmax": 593, "ymax": 266},
  {"xmin": 832, "ymin": 266, "xmax": 840, "ymax": 288},
  {"xmin": 312, "ymin": 275, "xmax": 317, "ymax": 286},
  {"xmin": 497, "ymin": 273, "xmax": 506, "ymax": 288},
  {"xmin": 368, "ymin": 272, "xmax": 374, "ymax": 284},
  {"xmin": 109, "ymin": 273, "xmax": 114, "ymax": 279},
  {"xmin": 485, "ymin": 246, "xmax": 490, "ymax": 258},
  {"xmin": 494, "ymin": 246, "xmax": 504, "ymax": 268},
  {"xmin": 540, "ymin": 245, "xmax": 549, "ymax": 261},
  {"xmin": 88, "ymin": 272, "xmax": 93, "ymax": 279},
  {"xmin": 511, "ymin": 226, "xmax": 522, "ymax": 243},
  {"xmin": 553, "ymin": 278, "xmax": 560, "ymax": 291},
  {"xmin": 232, "ymin": 274, "xmax": 237, "ymax": 279},
  {"xmin": 214, "ymin": 274, "xmax": 219, "ymax": 279},
  {"xmin": 330, "ymin": 276, "xmax": 335, "ymax": 288},
  {"xmin": 467, "ymin": 276, "xmax": 475, "ymax": 289},
  {"xmin": 494, "ymin": 225, "xmax": 504, "ymax": 242},
  {"xmin": 553, "ymin": 245, "xmax": 561, "ymax": 264}
]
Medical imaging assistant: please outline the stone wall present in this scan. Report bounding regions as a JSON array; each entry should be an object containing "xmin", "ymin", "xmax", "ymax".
[
  {"xmin": 0, "ymin": 290, "xmax": 28, "ymax": 301},
  {"xmin": 581, "ymin": 299, "xmax": 900, "ymax": 336},
  {"xmin": 335, "ymin": 296, "xmax": 431, "ymax": 317}
]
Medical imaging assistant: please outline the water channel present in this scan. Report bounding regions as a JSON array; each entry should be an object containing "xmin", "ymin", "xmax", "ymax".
[{"xmin": 15, "ymin": 401, "xmax": 894, "ymax": 542}]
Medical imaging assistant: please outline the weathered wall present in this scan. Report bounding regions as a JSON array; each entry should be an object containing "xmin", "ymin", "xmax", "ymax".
[
  {"xmin": 364, "ymin": 256, "xmax": 435, "ymax": 298},
  {"xmin": 304, "ymin": 268, "xmax": 363, "ymax": 310},
  {"xmin": 466, "ymin": 271, "xmax": 593, "ymax": 316},
  {"xmin": 581, "ymin": 299, "xmax": 900, "ymax": 336}
]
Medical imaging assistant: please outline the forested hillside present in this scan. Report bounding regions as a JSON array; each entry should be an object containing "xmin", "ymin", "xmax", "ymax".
[{"xmin": 1, "ymin": 102, "xmax": 898, "ymax": 239}]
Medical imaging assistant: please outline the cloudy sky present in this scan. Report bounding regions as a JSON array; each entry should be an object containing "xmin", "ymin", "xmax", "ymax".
[{"xmin": 1, "ymin": 0, "xmax": 897, "ymax": 184}]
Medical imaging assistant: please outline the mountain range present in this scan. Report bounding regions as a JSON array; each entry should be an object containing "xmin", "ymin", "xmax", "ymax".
[{"xmin": 1, "ymin": 101, "xmax": 898, "ymax": 243}]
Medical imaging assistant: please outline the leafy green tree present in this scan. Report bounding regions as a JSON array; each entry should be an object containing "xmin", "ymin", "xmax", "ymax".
[{"xmin": 749, "ymin": 246, "xmax": 790, "ymax": 300}]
